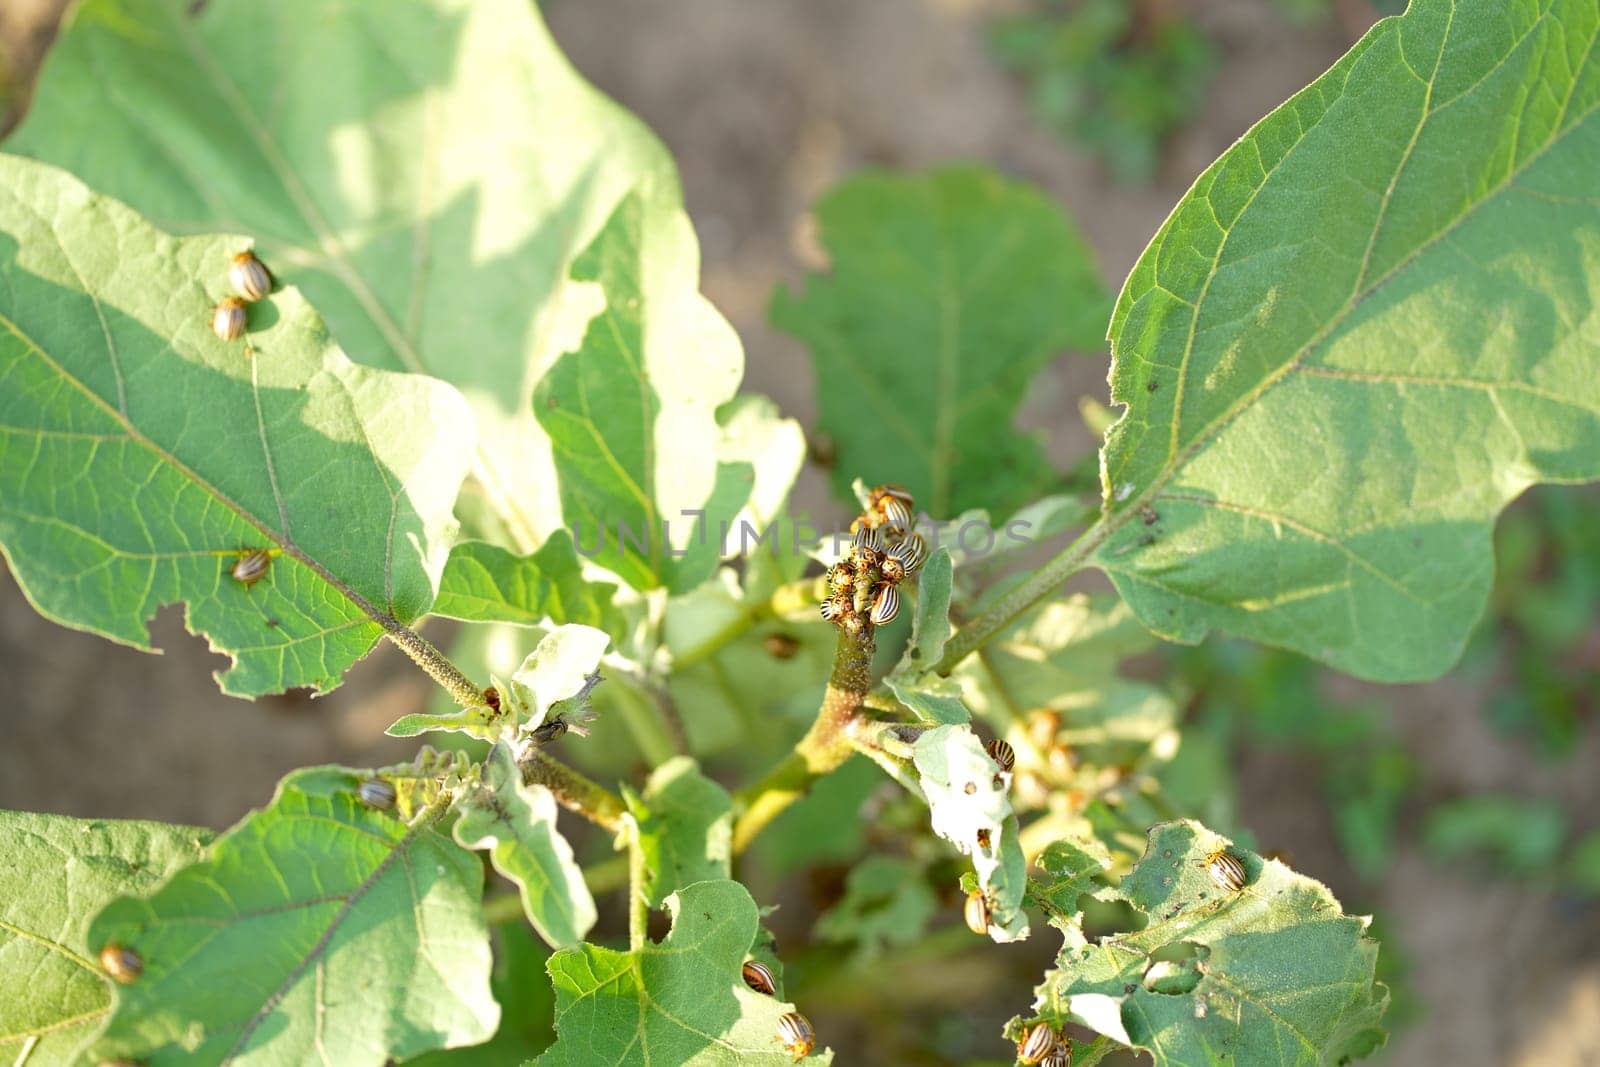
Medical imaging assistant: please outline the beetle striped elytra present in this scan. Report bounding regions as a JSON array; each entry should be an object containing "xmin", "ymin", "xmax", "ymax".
[
  {"xmin": 230, "ymin": 548, "xmax": 272, "ymax": 587},
  {"xmin": 1017, "ymin": 1021, "xmax": 1058, "ymax": 1065},
  {"xmin": 211, "ymin": 296, "xmax": 248, "ymax": 341},
  {"xmin": 868, "ymin": 584, "xmax": 900, "ymax": 626},
  {"xmin": 229, "ymin": 249, "xmax": 273, "ymax": 301},
  {"xmin": 99, "ymin": 943, "xmax": 143, "ymax": 984},
  {"xmin": 357, "ymin": 777, "xmax": 397, "ymax": 811},
  {"xmin": 985, "ymin": 738, "xmax": 1015, "ymax": 773},
  {"xmin": 1205, "ymin": 848, "xmax": 1248, "ymax": 893},
  {"xmin": 741, "ymin": 959, "xmax": 778, "ymax": 996},
  {"xmin": 1040, "ymin": 1039, "xmax": 1072, "ymax": 1067},
  {"xmin": 886, "ymin": 531, "xmax": 927, "ymax": 574},
  {"xmin": 776, "ymin": 1011, "xmax": 815, "ymax": 1060}
]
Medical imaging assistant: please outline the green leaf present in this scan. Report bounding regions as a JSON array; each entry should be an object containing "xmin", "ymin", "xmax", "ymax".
[
  {"xmin": 772, "ymin": 164, "xmax": 1111, "ymax": 516},
  {"xmin": 884, "ymin": 548, "xmax": 970, "ymax": 725},
  {"xmin": 433, "ymin": 533, "xmax": 615, "ymax": 630},
  {"xmin": 0, "ymin": 813, "xmax": 212, "ymax": 1066},
  {"xmin": 11, "ymin": 0, "xmax": 749, "ymax": 579},
  {"xmin": 1037, "ymin": 820, "xmax": 1387, "ymax": 1065},
  {"xmin": 88, "ymin": 766, "xmax": 496, "ymax": 1065},
  {"xmin": 814, "ymin": 855, "xmax": 938, "ymax": 958},
  {"xmin": 407, "ymin": 924, "xmax": 555, "ymax": 1064},
  {"xmin": 455, "ymin": 743, "xmax": 596, "ymax": 950},
  {"xmin": 537, "ymin": 880, "xmax": 832, "ymax": 1065},
  {"xmin": 623, "ymin": 757, "xmax": 734, "ymax": 908},
  {"xmin": 912, "ymin": 725, "xmax": 1028, "ymax": 942},
  {"xmin": 0, "ymin": 153, "xmax": 472, "ymax": 697},
  {"xmin": 1095, "ymin": 0, "xmax": 1600, "ymax": 681}
]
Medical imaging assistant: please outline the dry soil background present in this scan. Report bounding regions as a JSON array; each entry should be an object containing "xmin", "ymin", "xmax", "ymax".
[{"xmin": 2, "ymin": 2, "xmax": 1598, "ymax": 1064}]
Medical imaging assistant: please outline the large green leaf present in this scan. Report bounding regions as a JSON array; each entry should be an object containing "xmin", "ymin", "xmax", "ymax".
[
  {"xmin": 10, "ymin": 0, "xmax": 748, "ymax": 584},
  {"xmin": 455, "ymin": 743, "xmax": 596, "ymax": 950},
  {"xmin": 1035, "ymin": 821, "xmax": 1387, "ymax": 1065},
  {"xmin": 0, "ymin": 154, "xmax": 471, "ymax": 696},
  {"xmin": 623, "ymin": 757, "xmax": 734, "ymax": 908},
  {"xmin": 87, "ymin": 766, "xmax": 496, "ymax": 1065},
  {"xmin": 1095, "ymin": 0, "xmax": 1600, "ymax": 681},
  {"xmin": 0, "ymin": 812, "xmax": 212, "ymax": 1066},
  {"xmin": 433, "ymin": 533, "xmax": 614, "ymax": 630},
  {"xmin": 537, "ymin": 880, "xmax": 831, "ymax": 1065},
  {"xmin": 772, "ymin": 164, "xmax": 1111, "ymax": 516}
]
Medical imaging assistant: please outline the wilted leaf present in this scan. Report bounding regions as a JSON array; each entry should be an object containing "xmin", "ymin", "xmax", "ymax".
[
  {"xmin": 455, "ymin": 743, "xmax": 596, "ymax": 950},
  {"xmin": 12, "ymin": 0, "xmax": 750, "ymax": 584},
  {"xmin": 623, "ymin": 757, "xmax": 734, "ymax": 908},
  {"xmin": 913, "ymin": 725, "xmax": 1027, "ymax": 942},
  {"xmin": 1096, "ymin": 0, "xmax": 1600, "ymax": 681},
  {"xmin": 0, "ymin": 813, "xmax": 212, "ymax": 1066},
  {"xmin": 0, "ymin": 154, "xmax": 472, "ymax": 696},
  {"xmin": 1037, "ymin": 821, "xmax": 1387, "ymax": 1065},
  {"xmin": 88, "ymin": 767, "xmax": 496, "ymax": 1065},
  {"xmin": 537, "ymin": 880, "xmax": 831, "ymax": 1065},
  {"xmin": 772, "ymin": 164, "xmax": 1111, "ymax": 516},
  {"xmin": 433, "ymin": 533, "xmax": 615, "ymax": 630}
]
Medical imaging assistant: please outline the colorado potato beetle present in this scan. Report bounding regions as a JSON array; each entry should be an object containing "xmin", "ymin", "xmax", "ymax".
[
  {"xmin": 530, "ymin": 717, "xmax": 568, "ymax": 745},
  {"xmin": 741, "ymin": 959, "xmax": 778, "ymax": 996},
  {"xmin": 985, "ymin": 738, "xmax": 1015, "ymax": 773},
  {"xmin": 963, "ymin": 888, "xmax": 991, "ymax": 936},
  {"xmin": 1040, "ymin": 1040, "xmax": 1072, "ymax": 1067},
  {"xmin": 211, "ymin": 296, "xmax": 248, "ymax": 341},
  {"xmin": 1018, "ymin": 1021, "xmax": 1059, "ymax": 1066},
  {"xmin": 99, "ymin": 943, "xmax": 143, "ymax": 984},
  {"xmin": 357, "ymin": 777, "xmax": 397, "ymax": 811},
  {"xmin": 776, "ymin": 1011, "xmax": 815, "ymax": 1061},
  {"xmin": 886, "ymin": 531, "xmax": 927, "ymax": 574},
  {"xmin": 1205, "ymin": 848, "xmax": 1248, "ymax": 893},
  {"xmin": 819, "ymin": 594, "xmax": 847, "ymax": 622},
  {"xmin": 852, "ymin": 524, "xmax": 884, "ymax": 556},
  {"xmin": 868, "ymin": 584, "xmax": 900, "ymax": 626},
  {"xmin": 230, "ymin": 548, "xmax": 272, "ymax": 587},
  {"xmin": 229, "ymin": 249, "xmax": 273, "ymax": 301}
]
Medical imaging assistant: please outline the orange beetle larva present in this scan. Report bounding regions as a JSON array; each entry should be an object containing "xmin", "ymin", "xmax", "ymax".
[
  {"xmin": 230, "ymin": 548, "xmax": 272, "ymax": 587},
  {"xmin": 211, "ymin": 296, "xmax": 248, "ymax": 341},
  {"xmin": 229, "ymin": 249, "xmax": 273, "ymax": 301}
]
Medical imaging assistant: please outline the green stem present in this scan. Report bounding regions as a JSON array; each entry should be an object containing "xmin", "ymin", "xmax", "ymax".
[
  {"xmin": 672, "ymin": 577, "xmax": 823, "ymax": 669},
  {"xmin": 934, "ymin": 518, "xmax": 1115, "ymax": 675},
  {"xmin": 610, "ymin": 679, "xmax": 683, "ymax": 764},
  {"xmin": 627, "ymin": 828, "xmax": 647, "ymax": 951},
  {"xmin": 519, "ymin": 750, "xmax": 626, "ymax": 832},
  {"xmin": 382, "ymin": 621, "xmax": 484, "ymax": 709},
  {"xmin": 730, "ymin": 624, "xmax": 875, "ymax": 853}
]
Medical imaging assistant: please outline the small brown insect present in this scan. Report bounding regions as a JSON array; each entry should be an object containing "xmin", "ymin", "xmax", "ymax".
[
  {"xmin": 229, "ymin": 249, "xmax": 274, "ymax": 301},
  {"xmin": 529, "ymin": 717, "xmax": 568, "ymax": 745},
  {"xmin": 763, "ymin": 633, "xmax": 801, "ymax": 660},
  {"xmin": 826, "ymin": 563, "xmax": 855, "ymax": 592},
  {"xmin": 1040, "ymin": 1040, "xmax": 1072, "ymax": 1067},
  {"xmin": 1018, "ymin": 1021, "xmax": 1059, "ymax": 1066},
  {"xmin": 741, "ymin": 959, "xmax": 778, "ymax": 996},
  {"xmin": 357, "ymin": 777, "xmax": 397, "ymax": 811},
  {"xmin": 483, "ymin": 686, "xmax": 502, "ymax": 712},
  {"xmin": 776, "ymin": 1011, "xmax": 815, "ymax": 1061},
  {"xmin": 211, "ymin": 296, "xmax": 248, "ymax": 341},
  {"xmin": 985, "ymin": 738, "xmax": 1015, "ymax": 773},
  {"xmin": 868, "ymin": 584, "xmax": 900, "ymax": 626},
  {"xmin": 963, "ymin": 888, "xmax": 991, "ymax": 936},
  {"xmin": 230, "ymin": 548, "xmax": 272, "ymax": 587},
  {"xmin": 99, "ymin": 943, "xmax": 143, "ymax": 984},
  {"xmin": 975, "ymin": 827, "xmax": 992, "ymax": 850},
  {"xmin": 1205, "ymin": 849, "xmax": 1248, "ymax": 893}
]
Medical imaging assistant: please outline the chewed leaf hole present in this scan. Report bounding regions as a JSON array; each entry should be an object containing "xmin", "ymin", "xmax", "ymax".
[
  {"xmin": 1080, "ymin": 895, "xmax": 1146, "ymax": 942},
  {"xmin": 1143, "ymin": 940, "xmax": 1209, "ymax": 995}
]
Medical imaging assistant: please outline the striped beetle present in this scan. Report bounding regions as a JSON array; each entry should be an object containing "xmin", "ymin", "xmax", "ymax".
[
  {"xmin": 230, "ymin": 548, "xmax": 272, "ymax": 587},
  {"xmin": 776, "ymin": 1011, "xmax": 815, "ymax": 1060},
  {"xmin": 229, "ymin": 249, "xmax": 273, "ymax": 301}
]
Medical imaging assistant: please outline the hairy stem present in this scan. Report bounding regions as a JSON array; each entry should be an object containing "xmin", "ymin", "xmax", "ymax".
[
  {"xmin": 934, "ymin": 517, "xmax": 1115, "ymax": 675},
  {"xmin": 381, "ymin": 621, "xmax": 484, "ymax": 709},
  {"xmin": 519, "ymin": 749, "xmax": 626, "ymax": 832},
  {"xmin": 730, "ymin": 625, "xmax": 875, "ymax": 853},
  {"xmin": 627, "ymin": 828, "xmax": 647, "ymax": 951}
]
